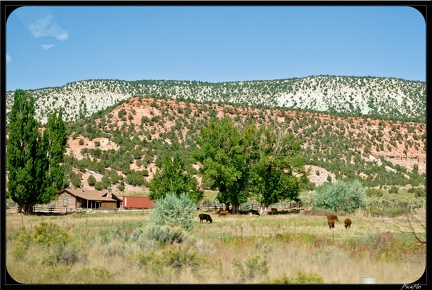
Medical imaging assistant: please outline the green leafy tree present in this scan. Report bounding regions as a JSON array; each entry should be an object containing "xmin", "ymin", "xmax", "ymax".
[
  {"xmin": 195, "ymin": 118, "xmax": 308, "ymax": 214},
  {"xmin": 6, "ymin": 90, "xmax": 67, "ymax": 214},
  {"xmin": 194, "ymin": 117, "xmax": 249, "ymax": 213},
  {"xmin": 313, "ymin": 179, "xmax": 367, "ymax": 213},
  {"xmin": 148, "ymin": 152, "xmax": 203, "ymax": 202},
  {"xmin": 248, "ymin": 124, "xmax": 308, "ymax": 208}
]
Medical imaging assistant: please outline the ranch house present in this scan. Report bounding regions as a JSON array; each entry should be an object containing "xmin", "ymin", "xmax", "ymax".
[{"xmin": 53, "ymin": 187, "xmax": 122, "ymax": 213}]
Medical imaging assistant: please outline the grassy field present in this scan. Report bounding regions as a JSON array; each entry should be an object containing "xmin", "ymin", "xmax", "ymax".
[{"xmin": 5, "ymin": 210, "xmax": 426, "ymax": 284}]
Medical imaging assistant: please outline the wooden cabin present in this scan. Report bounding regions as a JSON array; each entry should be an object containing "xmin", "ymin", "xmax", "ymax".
[{"xmin": 53, "ymin": 188, "xmax": 122, "ymax": 212}]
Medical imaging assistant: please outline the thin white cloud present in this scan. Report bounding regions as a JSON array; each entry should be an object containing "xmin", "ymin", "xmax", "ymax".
[
  {"xmin": 41, "ymin": 44, "xmax": 55, "ymax": 50},
  {"xmin": 6, "ymin": 54, "xmax": 12, "ymax": 63},
  {"xmin": 27, "ymin": 14, "xmax": 68, "ymax": 41},
  {"xmin": 56, "ymin": 32, "xmax": 68, "ymax": 41}
]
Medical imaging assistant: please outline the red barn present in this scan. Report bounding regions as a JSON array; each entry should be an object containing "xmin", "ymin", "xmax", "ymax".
[{"xmin": 120, "ymin": 196, "xmax": 154, "ymax": 209}]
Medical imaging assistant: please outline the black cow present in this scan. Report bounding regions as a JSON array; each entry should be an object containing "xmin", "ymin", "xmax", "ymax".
[
  {"xmin": 249, "ymin": 209, "xmax": 260, "ymax": 216},
  {"xmin": 199, "ymin": 213, "xmax": 212, "ymax": 223}
]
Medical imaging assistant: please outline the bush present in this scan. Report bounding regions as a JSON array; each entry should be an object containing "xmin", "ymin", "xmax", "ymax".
[
  {"xmin": 270, "ymin": 270, "xmax": 324, "ymax": 284},
  {"xmin": 125, "ymin": 170, "xmax": 147, "ymax": 186},
  {"xmin": 150, "ymin": 192, "xmax": 196, "ymax": 232},
  {"xmin": 87, "ymin": 175, "xmax": 96, "ymax": 186},
  {"xmin": 94, "ymin": 181, "xmax": 104, "ymax": 190},
  {"xmin": 143, "ymin": 225, "xmax": 186, "ymax": 245},
  {"xmin": 11, "ymin": 227, "xmax": 33, "ymax": 260},
  {"xmin": 136, "ymin": 244, "xmax": 208, "ymax": 277},
  {"xmin": 313, "ymin": 179, "xmax": 367, "ymax": 213},
  {"xmin": 101, "ymin": 175, "xmax": 111, "ymax": 188},
  {"xmin": 118, "ymin": 109, "xmax": 127, "ymax": 119},
  {"xmin": 388, "ymin": 186, "xmax": 399, "ymax": 194},
  {"xmin": 407, "ymin": 187, "xmax": 425, "ymax": 198},
  {"xmin": 232, "ymin": 255, "xmax": 269, "ymax": 282},
  {"xmin": 33, "ymin": 222, "xmax": 83, "ymax": 265},
  {"xmin": 34, "ymin": 222, "xmax": 70, "ymax": 247},
  {"xmin": 366, "ymin": 188, "xmax": 383, "ymax": 197},
  {"xmin": 414, "ymin": 188, "xmax": 426, "ymax": 198}
]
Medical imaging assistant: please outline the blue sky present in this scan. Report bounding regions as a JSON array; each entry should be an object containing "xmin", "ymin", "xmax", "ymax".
[{"xmin": 5, "ymin": 5, "xmax": 426, "ymax": 91}]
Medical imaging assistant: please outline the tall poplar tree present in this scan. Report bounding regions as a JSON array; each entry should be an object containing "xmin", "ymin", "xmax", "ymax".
[
  {"xmin": 7, "ymin": 90, "xmax": 40, "ymax": 214},
  {"xmin": 6, "ymin": 90, "xmax": 67, "ymax": 214},
  {"xmin": 38, "ymin": 111, "xmax": 68, "ymax": 204}
]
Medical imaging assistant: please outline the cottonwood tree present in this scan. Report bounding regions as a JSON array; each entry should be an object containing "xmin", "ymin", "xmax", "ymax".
[
  {"xmin": 7, "ymin": 90, "xmax": 67, "ymax": 214},
  {"xmin": 148, "ymin": 152, "xmax": 203, "ymax": 203},
  {"xmin": 247, "ymin": 124, "xmax": 308, "ymax": 210},
  {"xmin": 194, "ymin": 117, "xmax": 308, "ymax": 214},
  {"xmin": 194, "ymin": 117, "xmax": 250, "ymax": 214}
]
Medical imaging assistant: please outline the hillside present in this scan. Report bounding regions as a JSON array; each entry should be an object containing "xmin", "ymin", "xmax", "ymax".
[
  {"xmin": 63, "ymin": 95, "xmax": 425, "ymax": 194},
  {"xmin": 6, "ymin": 75, "xmax": 426, "ymax": 124},
  {"xmin": 5, "ymin": 76, "xmax": 426, "ymax": 195}
]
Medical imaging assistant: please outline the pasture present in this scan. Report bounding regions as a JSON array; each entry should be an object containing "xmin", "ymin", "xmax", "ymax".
[{"xmin": 5, "ymin": 210, "xmax": 426, "ymax": 284}]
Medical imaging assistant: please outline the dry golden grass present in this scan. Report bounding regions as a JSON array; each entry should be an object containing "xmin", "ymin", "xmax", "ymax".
[{"xmin": 6, "ymin": 210, "xmax": 426, "ymax": 284}]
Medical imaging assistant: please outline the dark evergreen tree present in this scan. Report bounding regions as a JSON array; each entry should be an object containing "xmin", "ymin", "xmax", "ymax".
[
  {"xmin": 6, "ymin": 90, "xmax": 67, "ymax": 214},
  {"xmin": 37, "ymin": 111, "xmax": 68, "ymax": 204},
  {"xmin": 7, "ymin": 90, "xmax": 40, "ymax": 214}
]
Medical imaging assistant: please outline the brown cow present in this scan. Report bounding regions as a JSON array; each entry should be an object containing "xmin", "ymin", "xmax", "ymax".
[
  {"xmin": 270, "ymin": 208, "xmax": 278, "ymax": 215},
  {"xmin": 327, "ymin": 218, "xmax": 336, "ymax": 229},
  {"xmin": 219, "ymin": 210, "xmax": 229, "ymax": 217},
  {"xmin": 344, "ymin": 218, "xmax": 352, "ymax": 229},
  {"xmin": 326, "ymin": 213, "xmax": 339, "ymax": 222}
]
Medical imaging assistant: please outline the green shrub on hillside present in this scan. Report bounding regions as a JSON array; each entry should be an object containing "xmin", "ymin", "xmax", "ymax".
[
  {"xmin": 366, "ymin": 188, "xmax": 384, "ymax": 197},
  {"xmin": 87, "ymin": 175, "xmax": 96, "ymax": 186}
]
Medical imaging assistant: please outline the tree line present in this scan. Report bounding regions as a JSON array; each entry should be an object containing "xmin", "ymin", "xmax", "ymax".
[{"xmin": 6, "ymin": 90, "xmax": 309, "ymax": 215}]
